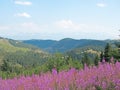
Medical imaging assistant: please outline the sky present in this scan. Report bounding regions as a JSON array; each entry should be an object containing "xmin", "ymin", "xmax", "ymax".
[{"xmin": 0, "ymin": 0, "xmax": 120, "ymax": 40}]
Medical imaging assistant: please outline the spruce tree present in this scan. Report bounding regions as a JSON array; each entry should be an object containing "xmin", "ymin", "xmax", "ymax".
[
  {"xmin": 104, "ymin": 43, "xmax": 111, "ymax": 62},
  {"xmin": 94, "ymin": 55, "xmax": 99, "ymax": 66},
  {"xmin": 100, "ymin": 51, "xmax": 104, "ymax": 62},
  {"xmin": 82, "ymin": 53, "xmax": 90, "ymax": 66}
]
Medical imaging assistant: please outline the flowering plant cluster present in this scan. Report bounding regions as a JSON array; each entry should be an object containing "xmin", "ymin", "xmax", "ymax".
[{"xmin": 0, "ymin": 60, "xmax": 120, "ymax": 90}]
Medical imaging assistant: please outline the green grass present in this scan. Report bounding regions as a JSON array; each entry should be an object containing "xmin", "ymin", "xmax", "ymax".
[{"xmin": 0, "ymin": 39, "xmax": 30, "ymax": 52}]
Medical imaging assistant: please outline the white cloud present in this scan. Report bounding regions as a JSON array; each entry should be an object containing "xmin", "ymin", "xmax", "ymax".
[
  {"xmin": 96, "ymin": 3, "xmax": 107, "ymax": 8},
  {"xmin": 53, "ymin": 20, "xmax": 114, "ymax": 37},
  {"xmin": 0, "ymin": 26, "xmax": 10, "ymax": 30},
  {"xmin": 18, "ymin": 22, "xmax": 43, "ymax": 33},
  {"xmin": 21, "ymin": 22, "xmax": 38, "ymax": 29},
  {"xmin": 15, "ymin": 12, "xmax": 31, "ymax": 18},
  {"xmin": 14, "ymin": 1, "xmax": 32, "ymax": 6},
  {"xmin": 55, "ymin": 20, "xmax": 85, "ymax": 30}
]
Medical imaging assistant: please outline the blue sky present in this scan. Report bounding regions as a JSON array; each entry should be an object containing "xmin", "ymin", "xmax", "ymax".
[{"xmin": 0, "ymin": 0, "xmax": 120, "ymax": 40}]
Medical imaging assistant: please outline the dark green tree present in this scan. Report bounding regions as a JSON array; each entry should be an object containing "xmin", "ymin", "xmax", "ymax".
[
  {"xmin": 82, "ymin": 53, "xmax": 90, "ymax": 66},
  {"xmin": 104, "ymin": 43, "xmax": 111, "ymax": 62},
  {"xmin": 94, "ymin": 55, "xmax": 99, "ymax": 66},
  {"xmin": 100, "ymin": 51, "xmax": 104, "ymax": 62},
  {"xmin": 114, "ymin": 42, "xmax": 120, "ymax": 59},
  {"xmin": 1, "ymin": 60, "xmax": 10, "ymax": 72}
]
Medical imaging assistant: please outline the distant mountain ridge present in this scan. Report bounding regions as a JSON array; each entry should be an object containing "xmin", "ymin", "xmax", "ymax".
[
  {"xmin": 0, "ymin": 37, "xmax": 119, "ymax": 67},
  {"xmin": 23, "ymin": 38, "xmax": 108, "ymax": 53},
  {"xmin": 1, "ymin": 37, "xmax": 118, "ymax": 54}
]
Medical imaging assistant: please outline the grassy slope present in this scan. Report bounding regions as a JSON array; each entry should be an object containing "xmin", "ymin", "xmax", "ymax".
[
  {"xmin": 0, "ymin": 39, "xmax": 30, "ymax": 52},
  {"xmin": 0, "ymin": 38, "xmax": 48, "ymax": 66}
]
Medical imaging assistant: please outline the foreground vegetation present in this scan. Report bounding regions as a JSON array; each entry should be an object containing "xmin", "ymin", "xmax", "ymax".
[
  {"xmin": 0, "ymin": 59, "xmax": 120, "ymax": 90},
  {"xmin": 0, "ymin": 37, "xmax": 120, "ymax": 89},
  {"xmin": 0, "ymin": 41, "xmax": 120, "ymax": 79}
]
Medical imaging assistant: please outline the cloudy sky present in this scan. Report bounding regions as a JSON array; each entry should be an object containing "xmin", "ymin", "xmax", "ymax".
[{"xmin": 0, "ymin": 0, "xmax": 120, "ymax": 40}]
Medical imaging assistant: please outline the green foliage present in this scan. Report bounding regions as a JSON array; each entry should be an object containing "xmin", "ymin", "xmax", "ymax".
[
  {"xmin": 0, "ymin": 37, "xmax": 120, "ymax": 79},
  {"xmin": 3, "ymin": 51, "xmax": 48, "ymax": 67},
  {"xmin": 0, "ymin": 37, "xmax": 50, "ymax": 78},
  {"xmin": 1, "ymin": 60, "xmax": 10, "ymax": 72},
  {"xmin": 82, "ymin": 53, "xmax": 91, "ymax": 66},
  {"xmin": 114, "ymin": 41, "xmax": 120, "ymax": 59},
  {"xmin": 95, "ymin": 86, "xmax": 102, "ymax": 90},
  {"xmin": 102, "ymin": 42, "xmax": 120, "ymax": 62},
  {"xmin": 100, "ymin": 51, "xmax": 104, "ymax": 62},
  {"xmin": 0, "ymin": 52, "xmax": 83, "ymax": 79},
  {"xmin": 45, "ymin": 53, "xmax": 83, "ymax": 72},
  {"xmin": 0, "ymin": 38, "xmax": 49, "ymax": 68},
  {"xmin": 94, "ymin": 55, "xmax": 99, "ymax": 66},
  {"xmin": 104, "ymin": 43, "xmax": 111, "ymax": 62}
]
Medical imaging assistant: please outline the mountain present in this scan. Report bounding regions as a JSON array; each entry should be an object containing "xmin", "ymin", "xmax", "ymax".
[
  {"xmin": 23, "ymin": 38, "xmax": 107, "ymax": 53},
  {"xmin": 0, "ymin": 37, "xmax": 49, "ymax": 67},
  {"xmin": 23, "ymin": 39, "xmax": 57, "ymax": 49}
]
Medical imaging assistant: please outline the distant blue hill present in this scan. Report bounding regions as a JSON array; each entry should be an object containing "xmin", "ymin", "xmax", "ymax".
[{"xmin": 23, "ymin": 38, "xmax": 108, "ymax": 53}]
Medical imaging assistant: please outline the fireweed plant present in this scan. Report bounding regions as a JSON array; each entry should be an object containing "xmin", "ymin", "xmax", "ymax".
[{"xmin": 0, "ymin": 58, "xmax": 120, "ymax": 90}]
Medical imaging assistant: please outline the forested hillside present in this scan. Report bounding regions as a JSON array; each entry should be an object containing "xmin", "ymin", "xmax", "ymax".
[
  {"xmin": 23, "ymin": 38, "xmax": 107, "ymax": 53},
  {"xmin": 0, "ymin": 37, "xmax": 120, "ymax": 79},
  {"xmin": 0, "ymin": 37, "xmax": 49, "ymax": 68}
]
